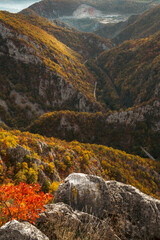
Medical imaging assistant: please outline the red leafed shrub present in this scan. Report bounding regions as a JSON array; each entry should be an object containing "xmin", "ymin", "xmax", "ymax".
[{"xmin": 0, "ymin": 182, "xmax": 53, "ymax": 226}]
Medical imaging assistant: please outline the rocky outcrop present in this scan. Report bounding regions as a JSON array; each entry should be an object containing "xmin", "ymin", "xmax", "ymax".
[
  {"xmin": 0, "ymin": 205, "xmax": 119, "ymax": 240},
  {"xmin": 1, "ymin": 174, "xmax": 160, "ymax": 240},
  {"xmin": 5, "ymin": 142, "xmax": 61, "ymax": 184},
  {"xmin": 0, "ymin": 220, "xmax": 49, "ymax": 240},
  {"xmin": 106, "ymin": 100, "xmax": 160, "ymax": 128},
  {"xmin": 55, "ymin": 173, "xmax": 160, "ymax": 240},
  {"xmin": 36, "ymin": 202, "xmax": 119, "ymax": 240},
  {"xmin": 6, "ymin": 145, "xmax": 31, "ymax": 163},
  {"xmin": 0, "ymin": 22, "xmax": 42, "ymax": 64}
]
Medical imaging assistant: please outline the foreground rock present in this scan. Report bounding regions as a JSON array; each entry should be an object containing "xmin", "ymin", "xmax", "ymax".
[
  {"xmin": 0, "ymin": 220, "xmax": 49, "ymax": 240},
  {"xmin": 36, "ymin": 202, "xmax": 119, "ymax": 240},
  {"xmin": 55, "ymin": 173, "xmax": 160, "ymax": 240}
]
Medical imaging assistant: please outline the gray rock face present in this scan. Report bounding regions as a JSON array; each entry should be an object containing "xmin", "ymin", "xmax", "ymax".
[
  {"xmin": 5, "ymin": 142, "xmax": 61, "ymax": 186},
  {"xmin": 6, "ymin": 144, "xmax": 31, "ymax": 163},
  {"xmin": 0, "ymin": 22, "xmax": 41, "ymax": 65},
  {"xmin": 54, "ymin": 173, "xmax": 160, "ymax": 240},
  {"xmin": 36, "ymin": 202, "xmax": 119, "ymax": 240},
  {"xmin": 106, "ymin": 100, "xmax": 160, "ymax": 129},
  {"xmin": 0, "ymin": 220, "xmax": 49, "ymax": 240}
]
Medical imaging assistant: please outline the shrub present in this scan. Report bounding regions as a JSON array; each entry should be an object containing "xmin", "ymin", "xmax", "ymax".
[
  {"xmin": 0, "ymin": 182, "xmax": 53, "ymax": 226},
  {"xmin": 15, "ymin": 169, "xmax": 27, "ymax": 184},
  {"xmin": 49, "ymin": 181, "xmax": 60, "ymax": 194},
  {"xmin": 64, "ymin": 155, "xmax": 73, "ymax": 167},
  {"xmin": 46, "ymin": 162, "xmax": 54, "ymax": 174},
  {"xmin": 27, "ymin": 167, "xmax": 38, "ymax": 184}
]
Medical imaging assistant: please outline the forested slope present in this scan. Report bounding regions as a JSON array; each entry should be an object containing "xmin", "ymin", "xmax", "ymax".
[
  {"xmin": 0, "ymin": 127, "xmax": 160, "ymax": 199},
  {"xmin": 0, "ymin": 11, "xmax": 105, "ymax": 128},
  {"xmin": 114, "ymin": 5, "xmax": 160, "ymax": 44}
]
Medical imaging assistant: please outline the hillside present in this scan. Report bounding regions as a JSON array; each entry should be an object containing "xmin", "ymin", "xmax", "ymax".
[
  {"xmin": 83, "ymin": 31, "xmax": 160, "ymax": 114},
  {"xmin": 114, "ymin": 4, "xmax": 160, "ymax": 44},
  {"xmin": 0, "ymin": 11, "xmax": 107, "ymax": 128},
  {"xmin": 28, "ymin": 101, "xmax": 160, "ymax": 158},
  {"xmin": 20, "ymin": 9, "xmax": 112, "ymax": 59},
  {"xmin": 97, "ymin": 31, "xmax": 160, "ymax": 109},
  {"xmin": 0, "ymin": 127, "xmax": 160, "ymax": 199}
]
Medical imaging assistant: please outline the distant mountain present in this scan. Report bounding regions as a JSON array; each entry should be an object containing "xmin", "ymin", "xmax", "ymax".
[
  {"xmin": 24, "ymin": 0, "xmax": 160, "ymax": 32},
  {"xmin": 0, "ymin": 11, "xmax": 111, "ymax": 128},
  {"xmin": 113, "ymin": 4, "xmax": 160, "ymax": 44},
  {"xmin": 28, "ymin": 0, "xmax": 160, "ymax": 17}
]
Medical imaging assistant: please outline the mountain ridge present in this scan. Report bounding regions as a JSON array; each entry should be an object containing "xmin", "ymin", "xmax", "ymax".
[
  {"xmin": 28, "ymin": 99, "xmax": 160, "ymax": 158},
  {"xmin": 98, "ymin": 31, "xmax": 160, "ymax": 108},
  {"xmin": 0, "ymin": 10, "xmax": 109, "ymax": 128},
  {"xmin": 113, "ymin": 4, "xmax": 160, "ymax": 44},
  {"xmin": 20, "ymin": 9, "xmax": 112, "ymax": 59},
  {"xmin": 27, "ymin": 0, "xmax": 160, "ymax": 18}
]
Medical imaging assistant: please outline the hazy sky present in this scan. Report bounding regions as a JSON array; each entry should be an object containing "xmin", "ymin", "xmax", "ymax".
[{"xmin": 0, "ymin": 0, "xmax": 40, "ymax": 13}]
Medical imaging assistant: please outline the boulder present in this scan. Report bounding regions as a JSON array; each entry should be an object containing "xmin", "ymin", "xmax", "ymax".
[
  {"xmin": 0, "ymin": 220, "xmax": 49, "ymax": 240},
  {"xmin": 54, "ymin": 173, "xmax": 160, "ymax": 240},
  {"xmin": 36, "ymin": 202, "xmax": 119, "ymax": 240}
]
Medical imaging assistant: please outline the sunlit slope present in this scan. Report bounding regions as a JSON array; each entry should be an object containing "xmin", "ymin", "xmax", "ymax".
[
  {"xmin": 0, "ymin": 11, "xmax": 94, "ymax": 96},
  {"xmin": 114, "ymin": 4, "xmax": 160, "ymax": 44},
  {"xmin": 98, "ymin": 32, "xmax": 160, "ymax": 108},
  {"xmin": 20, "ymin": 8, "xmax": 112, "ymax": 59},
  {"xmin": 0, "ymin": 11, "xmax": 102, "ymax": 128},
  {"xmin": 0, "ymin": 127, "xmax": 160, "ymax": 199}
]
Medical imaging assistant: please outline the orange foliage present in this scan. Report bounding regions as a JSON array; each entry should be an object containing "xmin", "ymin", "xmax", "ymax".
[{"xmin": 0, "ymin": 182, "xmax": 53, "ymax": 226}]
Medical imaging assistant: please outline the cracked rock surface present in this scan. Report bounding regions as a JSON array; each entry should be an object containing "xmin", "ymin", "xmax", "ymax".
[
  {"xmin": 55, "ymin": 173, "xmax": 160, "ymax": 240},
  {"xmin": 36, "ymin": 202, "xmax": 119, "ymax": 240}
]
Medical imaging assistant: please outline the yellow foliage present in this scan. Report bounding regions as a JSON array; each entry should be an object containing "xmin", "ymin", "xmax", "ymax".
[
  {"xmin": 40, "ymin": 165, "xmax": 44, "ymax": 171},
  {"xmin": 27, "ymin": 167, "xmax": 38, "ymax": 184},
  {"xmin": 15, "ymin": 170, "xmax": 27, "ymax": 184},
  {"xmin": 46, "ymin": 162, "xmax": 54, "ymax": 174},
  {"xmin": 0, "ymin": 128, "xmax": 159, "ymax": 199},
  {"xmin": 22, "ymin": 162, "xmax": 28, "ymax": 170},
  {"xmin": 49, "ymin": 181, "xmax": 60, "ymax": 194},
  {"xmin": 0, "ymin": 11, "xmax": 96, "ymax": 101}
]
